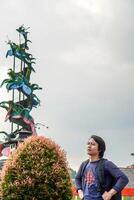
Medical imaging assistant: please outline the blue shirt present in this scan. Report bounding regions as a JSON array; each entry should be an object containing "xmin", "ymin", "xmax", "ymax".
[{"xmin": 84, "ymin": 160, "xmax": 102, "ymax": 200}]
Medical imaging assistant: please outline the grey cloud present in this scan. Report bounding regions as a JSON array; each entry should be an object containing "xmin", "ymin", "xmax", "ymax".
[{"xmin": 0, "ymin": 0, "xmax": 134, "ymax": 169}]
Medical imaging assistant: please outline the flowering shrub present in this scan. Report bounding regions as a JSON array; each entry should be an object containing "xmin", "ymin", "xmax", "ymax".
[{"xmin": 0, "ymin": 136, "xmax": 72, "ymax": 200}]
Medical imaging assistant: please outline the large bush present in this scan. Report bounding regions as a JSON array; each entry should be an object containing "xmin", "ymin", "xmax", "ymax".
[{"xmin": 0, "ymin": 136, "xmax": 72, "ymax": 200}]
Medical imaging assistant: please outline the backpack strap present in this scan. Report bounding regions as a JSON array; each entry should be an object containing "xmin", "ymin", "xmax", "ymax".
[
  {"xmin": 80, "ymin": 159, "xmax": 89, "ymax": 177},
  {"xmin": 96, "ymin": 158, "xmax": 107, "ymax": 194}
]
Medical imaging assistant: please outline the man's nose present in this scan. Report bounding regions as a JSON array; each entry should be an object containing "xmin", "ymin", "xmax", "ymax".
[{"xmin": 87, "ymin": 143, "xmax": 91, "ymax": 147}]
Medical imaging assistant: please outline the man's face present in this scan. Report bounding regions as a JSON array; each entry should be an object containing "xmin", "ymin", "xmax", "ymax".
[{"xmin": 87, "ymin": 138, "xmax": 99, "ymax": 158}]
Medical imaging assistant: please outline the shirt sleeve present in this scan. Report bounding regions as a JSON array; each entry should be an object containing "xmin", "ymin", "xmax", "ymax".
[{"xmin": 105, "ymin": 160, "xmax": 129, "ymax": 192}]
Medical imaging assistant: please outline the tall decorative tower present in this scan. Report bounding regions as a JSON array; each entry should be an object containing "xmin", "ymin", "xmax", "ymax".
[{"xmin": 0, "ymin": 25, "xmax": 42, "ymax": 156}]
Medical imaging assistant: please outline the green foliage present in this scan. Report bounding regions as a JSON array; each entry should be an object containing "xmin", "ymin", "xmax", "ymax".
[
  {"xmin": 70, "ymin": 168, "xmax": 76, "ymax": 179},
  {"xmin": 0, "ymin": 136, "xmax": 72, "ymax": 200}
]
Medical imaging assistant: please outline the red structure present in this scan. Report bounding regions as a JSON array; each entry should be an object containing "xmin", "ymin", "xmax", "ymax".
[{"xmin": 122, "ymin": 188, "xmax": 134, "ymax": 196}]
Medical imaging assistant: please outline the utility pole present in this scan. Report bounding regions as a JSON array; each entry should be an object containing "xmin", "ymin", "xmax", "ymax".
[{"xmin": 130, "ymin": 153, "xmax": 134, "ymax": 169}]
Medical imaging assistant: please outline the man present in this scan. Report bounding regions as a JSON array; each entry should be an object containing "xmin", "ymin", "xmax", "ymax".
[{"xmin": 75, "ymin": 135, "xmax": 129, "ymax": 200}]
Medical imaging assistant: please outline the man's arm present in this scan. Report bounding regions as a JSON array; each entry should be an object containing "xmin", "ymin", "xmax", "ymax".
[
  {"xmin": 75, "ymin": 163, "xmax": 83, "ymax": 191},
  {"xmin": 105, "ymin": 160, "xmax": 129, "ymax": 192}
]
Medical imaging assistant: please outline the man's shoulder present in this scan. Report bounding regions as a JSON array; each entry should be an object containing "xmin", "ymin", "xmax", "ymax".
[
  {"xmin": 82, "ymin": 159, "xmax": 89, "ymax": 165},
  {"xmin": 79, "ymin": 159, "xmax": 89, "ymax": 174},
  {"xmin": 100, "ymin": 158, "xmax": 118, "ymax": 170},
  {"xmin": 80, "ymin": 159, "xmax": 89, "ymax": 168}
]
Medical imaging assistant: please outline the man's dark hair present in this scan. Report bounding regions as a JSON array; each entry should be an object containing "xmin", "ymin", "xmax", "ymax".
[{"xmin": 90, "ymin": 135, "xmax": 106, "ymax": 158}]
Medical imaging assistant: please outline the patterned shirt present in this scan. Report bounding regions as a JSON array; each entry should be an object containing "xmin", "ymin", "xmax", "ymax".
[{"xmin": 84, "ymin": 161, "xmax": 102, "ymax": 200}]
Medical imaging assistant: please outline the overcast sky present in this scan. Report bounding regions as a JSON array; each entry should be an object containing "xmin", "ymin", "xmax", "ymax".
[{"xmin": 0, "ymin": 0, "xmax": 134, "ymax": 170}]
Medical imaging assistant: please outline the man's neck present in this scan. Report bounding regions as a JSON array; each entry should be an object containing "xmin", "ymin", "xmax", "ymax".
[{"xmin": 89, "ymin": 156, "xmax": 100, "ymax": 162}]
